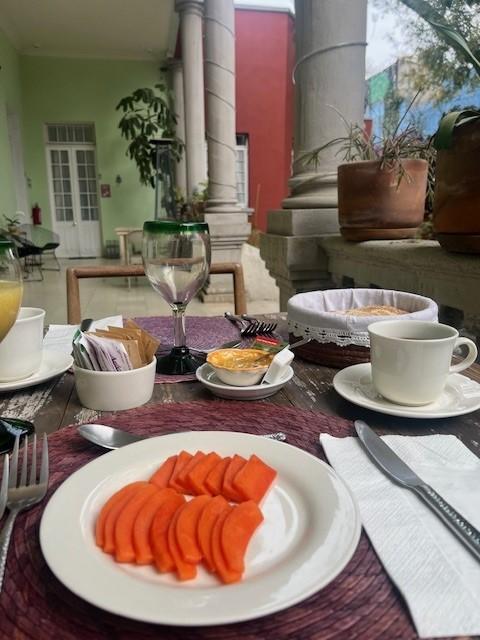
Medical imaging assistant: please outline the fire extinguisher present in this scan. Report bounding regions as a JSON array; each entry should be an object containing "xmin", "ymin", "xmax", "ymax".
[{"xmin": 32, "ymin": 203, "xmax": 42, "ymax": 225}]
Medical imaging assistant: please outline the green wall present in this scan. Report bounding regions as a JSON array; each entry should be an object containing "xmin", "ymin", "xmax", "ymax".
[
  {"xmin": 21, "ymin": 55, "xmax": 162, "ymax": 244},
  {"xmin": 0, "ymin": 29, "xmax": 23, "ymax": 220}
]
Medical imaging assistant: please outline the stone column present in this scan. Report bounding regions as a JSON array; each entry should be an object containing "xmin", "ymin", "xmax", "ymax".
[
  {"xmin": 169, "ymin": 59, "xmax": 187, "ymax": 196},
  {"xmin": 260, "ymin": 0, "xmax": 368, "ymax": 309},
  {"xmin": 175, "ymin": 0, "xmax": 207, "ymax": 197},
  {"xmin": 201, "ymin": 0, "xmax": 251, "ymax": 302}
]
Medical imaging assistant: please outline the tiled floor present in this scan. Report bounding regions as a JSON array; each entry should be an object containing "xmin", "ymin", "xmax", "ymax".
[{"xmin": 21, "ymin": 257, "xmax": 280, "ymax": 325}]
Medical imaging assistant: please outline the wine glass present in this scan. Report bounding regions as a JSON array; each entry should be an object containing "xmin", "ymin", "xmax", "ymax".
[
  {"xmin": 142, "ymin": 220, "xmax": 211, "ymax": 374},
  {"xmin": 0, "ymin": 239, "xmax": 23, "ymax": 343}
]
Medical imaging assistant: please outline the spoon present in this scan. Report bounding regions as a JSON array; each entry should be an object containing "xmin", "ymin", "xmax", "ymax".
[{"xmin": 77, "ymin": 423, "xmax": 287, "ymax": 450}]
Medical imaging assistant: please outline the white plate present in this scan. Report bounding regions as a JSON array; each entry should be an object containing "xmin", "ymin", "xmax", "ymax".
[
  {"xmin": 333, "ymin": 362, "xmax": 480, "ymax": 419},
  {"xmin": 0, "ymin": 350, "xmax": 73, "ymax": 393},
  {"xmin": 40, "ymin": 431, "xmax": 361, "ymax": 626},
  {"xmin": 196, "ymin": 363, "xmax": 294, "ymax": 400}
]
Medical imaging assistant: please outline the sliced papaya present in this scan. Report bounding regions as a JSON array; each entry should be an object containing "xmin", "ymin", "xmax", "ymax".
[
  {"xmin": 167, "ymin": 504, "xmax": 197, "ymax": 580},
  {"xmin": 205, "ymin": 456, "xmax": 231, "ymax": 496},
  {"xmin": 175, "ymin": 494, "xmax": 211, "ymax": 563},
  {"xmin": 102, "ymin": 482, "xmax": 149, "ymax": 554},
  {"xmin": 149, "ymin": 455, "xmax": 177, "ymax": 489},
  {"xmin": 222, "ymin": 455, "xmax": 247, "ymax": 503},
  {"xmin": 210, "ymin": 507, "xmax": 242, "ymax": 584},
  {"xmin": 150, "ymin": 492, "xmax": 186, "ymax": 572},
  {"xmin": 95, "ymin": 481, "xmax": 146, "ymax": 549},
  {"xmin": 232, "ymin": 454, "xmax": 277, "ymax": 503},
  {"xmin": 133, "ymin": 488, "xmax": 176, "ymax": 564},
  {"xmin": 176, "ymin": 451, "xmax": 205, "ymax": 493},
  {"xmin": 168, "ymin": 451, "xmax": 193, "ymax": 492},
  {"xmin": 188, "ymin": 452, "xmax": 221, "ymax": 496},
  {"xmin": 197, "ymin": 495, "xmax": 229, "ymax": 572},
  {"xmin": 114, "ymin": 483, "xmax": 159, "ymax": 562},
  {"xmin": 221, "ymin": 500, "xmax": 264, "ymax": 573}
]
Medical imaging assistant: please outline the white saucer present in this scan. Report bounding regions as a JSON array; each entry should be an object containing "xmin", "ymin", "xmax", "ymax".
[
  {"xmin": 196, "ymin": 363, "xmax": 294, "ymax": 400},
  {"xmin": 0, "ymin": 350, "xmax": 73, "ymax": 393},
  {"xmin": 333, "ymin": 363, "xmax": 480, "ymax": 419}
]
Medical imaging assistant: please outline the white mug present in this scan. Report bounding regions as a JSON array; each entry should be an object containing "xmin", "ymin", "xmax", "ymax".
[
  {"xmin": 368, "ymin": 320, "xmax": 478, "ymax": 406},
  {"xmin": 0, "ymin": 307, "xmax": 45, "ymax": 382}
]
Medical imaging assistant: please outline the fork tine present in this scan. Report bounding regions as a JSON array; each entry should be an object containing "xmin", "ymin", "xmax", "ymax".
[
  {"xmin": 9, "ymin": 435, "xmax": 19, "ymax": 489},
  {"xmin": 39, "ymin": 434, "xmax": 49, "ymax": 485},
  {"xmin": 29, "ymin": 434, "xmax": 37, "ymax": 485},
  {"xmin": 19, "ymin": 436, "xmax": 28, "ymax": 487},
  {"xmin": 0, "ymin": 456, "xmax": 9, "ymax": 519}
]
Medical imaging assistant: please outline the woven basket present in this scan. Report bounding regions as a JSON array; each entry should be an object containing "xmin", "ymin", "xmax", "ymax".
[{"xmin": 288, "ymin": 289, "xmax": 438, "ymax": 369}]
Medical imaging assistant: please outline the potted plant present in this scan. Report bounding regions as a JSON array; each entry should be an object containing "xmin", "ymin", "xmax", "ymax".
[
  {"xmin": 307, "ymin": 116, "xmax": 433, "ymax": 241},
  {"xmin": 2, "ymin": 213, "xmax": 24, "ymax": 234},
  {"xmin": 116, "ymin": 85, "xmax": 183, "ymax": 189},
  {"xmin": 421, "ymin": 19, "xmax": 480, "ymax": 253}
]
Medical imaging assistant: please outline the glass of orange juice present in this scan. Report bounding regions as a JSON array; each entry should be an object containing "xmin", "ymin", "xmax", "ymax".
[{"xmin": 0, "ymin": 240, "xmax": 23, "ymax": 342}]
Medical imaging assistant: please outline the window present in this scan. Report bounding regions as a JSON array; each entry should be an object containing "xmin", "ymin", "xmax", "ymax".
[
  {"xmin": 235, "ymin": 134, "xmax": 249, "ymax": 208},
  {"xmin": 46, "ymin": 124, "xmax": 95, "ymax": 145}
]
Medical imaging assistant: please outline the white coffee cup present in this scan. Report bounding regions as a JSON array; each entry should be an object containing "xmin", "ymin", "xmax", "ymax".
[
  {"xmin": 0, "ymin": 307, "xmax": 46, "ymax": 382},
  {"xmin": 368, "ymin": 320, "xmax": 478, "ymax": 406}
]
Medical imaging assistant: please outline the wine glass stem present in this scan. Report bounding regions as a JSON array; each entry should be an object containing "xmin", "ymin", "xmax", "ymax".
[{"xmin": 173, "ymin": 305, "xmax": 187, "ymax": 348}]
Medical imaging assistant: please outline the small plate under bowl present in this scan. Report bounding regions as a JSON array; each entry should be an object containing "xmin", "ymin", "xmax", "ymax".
[
  {"xmin": 0, "ymin": 350, "xmax": 73, "ymax": 393},
  {"xmin": 333, "ymin": 362, "xmax": 480, "ymax": 419},
  {"xmin": 196, "ymin": 363, "xmax": 293, "ymax": 400}
]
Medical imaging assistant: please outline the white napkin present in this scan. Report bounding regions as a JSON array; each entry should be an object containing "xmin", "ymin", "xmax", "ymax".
[
  {"xmin": 320, "ymin": 433, "xmax": 480, "ymax": 639},
  {"xmin": 43, "ymin": 315, "xmax": 123, "ymax": 354}
]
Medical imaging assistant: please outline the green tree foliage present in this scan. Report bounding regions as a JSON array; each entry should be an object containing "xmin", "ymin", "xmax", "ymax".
[{"xmin": 374, "ymin": 0, "xmax": 480, "ymax": 102}]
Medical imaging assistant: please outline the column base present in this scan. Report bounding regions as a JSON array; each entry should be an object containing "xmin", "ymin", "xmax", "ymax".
[
  {"xmin": 201, "ymin": 209, "xmax": 251, "ymax": 301},
  {"xmin": 260, "ymin": 208, "xmax": 337, "ymax": 310}
]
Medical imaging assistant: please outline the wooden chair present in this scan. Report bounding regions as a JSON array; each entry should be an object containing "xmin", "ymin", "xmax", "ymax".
[{"xmin": 66, "ymin": 263, "xmax": 247, "ymax": 324}]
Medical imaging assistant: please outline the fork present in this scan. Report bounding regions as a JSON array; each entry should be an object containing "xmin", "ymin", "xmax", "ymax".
[
  {"xmin": 0, "ymin": 434, "xmax": 49, "ymax": 592},
  {"xmin": 225, "ymin": 313, "xmax": 277, "ymax": 337},
  {"xmin": 241, "ymin": 314, "xmax": 278, "ymax": 336}
]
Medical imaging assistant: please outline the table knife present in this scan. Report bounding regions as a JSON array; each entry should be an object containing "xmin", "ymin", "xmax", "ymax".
[{"xmin": 354, "ymin": 419, "xmax": 480, "ymax": 563}]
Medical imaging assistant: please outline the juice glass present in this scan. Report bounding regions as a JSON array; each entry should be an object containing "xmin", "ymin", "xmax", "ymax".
[{"xmin": 0, "ymin": 240, "xmax": 23, "ymax": 342}]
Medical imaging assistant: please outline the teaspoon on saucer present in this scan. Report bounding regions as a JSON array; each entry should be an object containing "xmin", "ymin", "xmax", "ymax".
[{"xmin": 77, "ymin": 423, "xmax": 287, "ymax": 450}]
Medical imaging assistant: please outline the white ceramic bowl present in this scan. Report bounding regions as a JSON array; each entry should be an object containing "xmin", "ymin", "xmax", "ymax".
[
  {"xmin": 0, "ymin": 307, "xmax": 45, "ymax": 382},
  {"xmin": 74, "ymin": 357, "xmax": 156, "ymax": 411},
  {"xmin": 206, "ymin": 349, "xmax": 273, "ymax": 387}
]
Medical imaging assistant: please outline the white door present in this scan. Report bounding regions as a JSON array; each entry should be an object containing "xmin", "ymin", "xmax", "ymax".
[
  {"xmin": 6, "ymin": 110, "xmax": 29, "ymax": 216},
  {"xmin": 47, "ymin": 141, "xmax": 102, "ymax": 258}
]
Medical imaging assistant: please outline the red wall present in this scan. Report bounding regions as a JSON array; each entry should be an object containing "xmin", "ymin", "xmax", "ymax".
[{"xmin": 235, "ymin": 10, "xmax": 294, "ymax": 232}]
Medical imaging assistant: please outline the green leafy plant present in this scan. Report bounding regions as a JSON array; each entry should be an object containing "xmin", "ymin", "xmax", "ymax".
[
  {"xmin": 3, "ymin": 213, "xmax": 22, "ymax": 227},
  {"xmin": 116, "ymin": 85, "xmax": 183, "ymax": 188},
  {"xmin": 306, "ymin": 99, "xmax": 434, "ymax": 187}
]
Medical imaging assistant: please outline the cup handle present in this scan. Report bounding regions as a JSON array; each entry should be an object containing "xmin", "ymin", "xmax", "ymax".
[{"xmin": 449, "ymin": 337, "xmax": 478, "ymax": 374}]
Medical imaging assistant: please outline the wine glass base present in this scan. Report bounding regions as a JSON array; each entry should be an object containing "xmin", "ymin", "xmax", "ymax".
[{"xmin": 156, "ymin": 347, "xmax": 205, "ymax": 375}]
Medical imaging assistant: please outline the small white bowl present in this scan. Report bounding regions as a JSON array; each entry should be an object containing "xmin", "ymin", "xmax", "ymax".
[
  {"xmin": 206, "ymin": 349, "xmax": 273, "ymax": 387},
  {"xmin": 74, "ymin": 357, "xmax": 156, "ymax": 411}
]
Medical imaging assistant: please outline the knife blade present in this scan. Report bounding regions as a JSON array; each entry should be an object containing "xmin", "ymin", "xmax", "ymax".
[{"xmin": 354, "ymin": 420, "xmax": 480, "ymax": 563}]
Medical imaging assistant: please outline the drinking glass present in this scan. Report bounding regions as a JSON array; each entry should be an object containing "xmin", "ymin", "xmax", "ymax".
[
  {"xmin": 142, "ymin": 220, "xmax": 211, "ymax": 374},
  {"xmin": 0, "ymin": 240, "xmax": 23, "ymax": 343}
]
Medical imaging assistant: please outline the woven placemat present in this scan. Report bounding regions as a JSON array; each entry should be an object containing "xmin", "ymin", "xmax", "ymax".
[{"xmin": 2, "ymin": 402, "xmax": 418, "ymax": 640}]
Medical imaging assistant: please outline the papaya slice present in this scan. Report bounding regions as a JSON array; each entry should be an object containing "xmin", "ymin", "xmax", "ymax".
[
  {"xmin": 211, "ymin": 507, "xmax": 242, "ymax": 584},
  {"xmin": 149, "ymin": 455, "xmax": 177, "ymax": 489},
  {"xmin": 221, "ymin": 500, "xmax": 264, "ymax": 573},
  {"xmin": 133, "ymin": 487, "xmax": 177, "ymax": 564},
  {"xmin": 175, "ymin": 495, "xmax": 211, "ymax": 563},
  {"xmin": 167, "ymin": 504, "xmax": 197, "ymax": 580},
  {"xmin": 168, "ymin": 451, "xmax": 193, "ymax": 492},
  {"xmin": 232, "ymin": 454, "xmax": 277, "ymax": 503},
  {"xmin": 150, "ymin": 492, "xmax": 186, "ymax": 572},
  {"xmin": 102, "ymin": 482, "xmax": 149, "ymax": 554},
  {"xmin": 187, "ymin": 452, "xmax": 221, "ymax": 496},
  {"xmin": 222, "ymin": 455, "xmax": 247, "ymax": 503},
  {"xmin": 205, "ymin": 456, "xmax": 231, "ymax": 496},
  {"xmin": 114, "ymin": 483, "xmax": 159, "ymax": 562},
  {"xmin": 197, "ymin": 495, "xmax": 229, "ymax": 572},
  {"xmin": 95, "ymin": 481, "xmax": 146, "ymax": 549},
  {"xmin": 176, "ymin": 451, "xmax": 205, "ymax": 493}
]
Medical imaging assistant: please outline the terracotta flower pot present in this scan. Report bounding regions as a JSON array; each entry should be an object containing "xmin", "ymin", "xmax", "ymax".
[
  {"xmin": 338, "ymin": 159, "xmax": 428, "ymax": 241},
  {"xmin": 433, "ymin": 119, "xmax": 480, "ymax": 254}
]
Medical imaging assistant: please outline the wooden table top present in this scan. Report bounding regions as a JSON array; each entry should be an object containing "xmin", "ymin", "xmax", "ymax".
[{"xmin": 2, "ymin": 314, "xmax": 479, "ymax": 457}]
